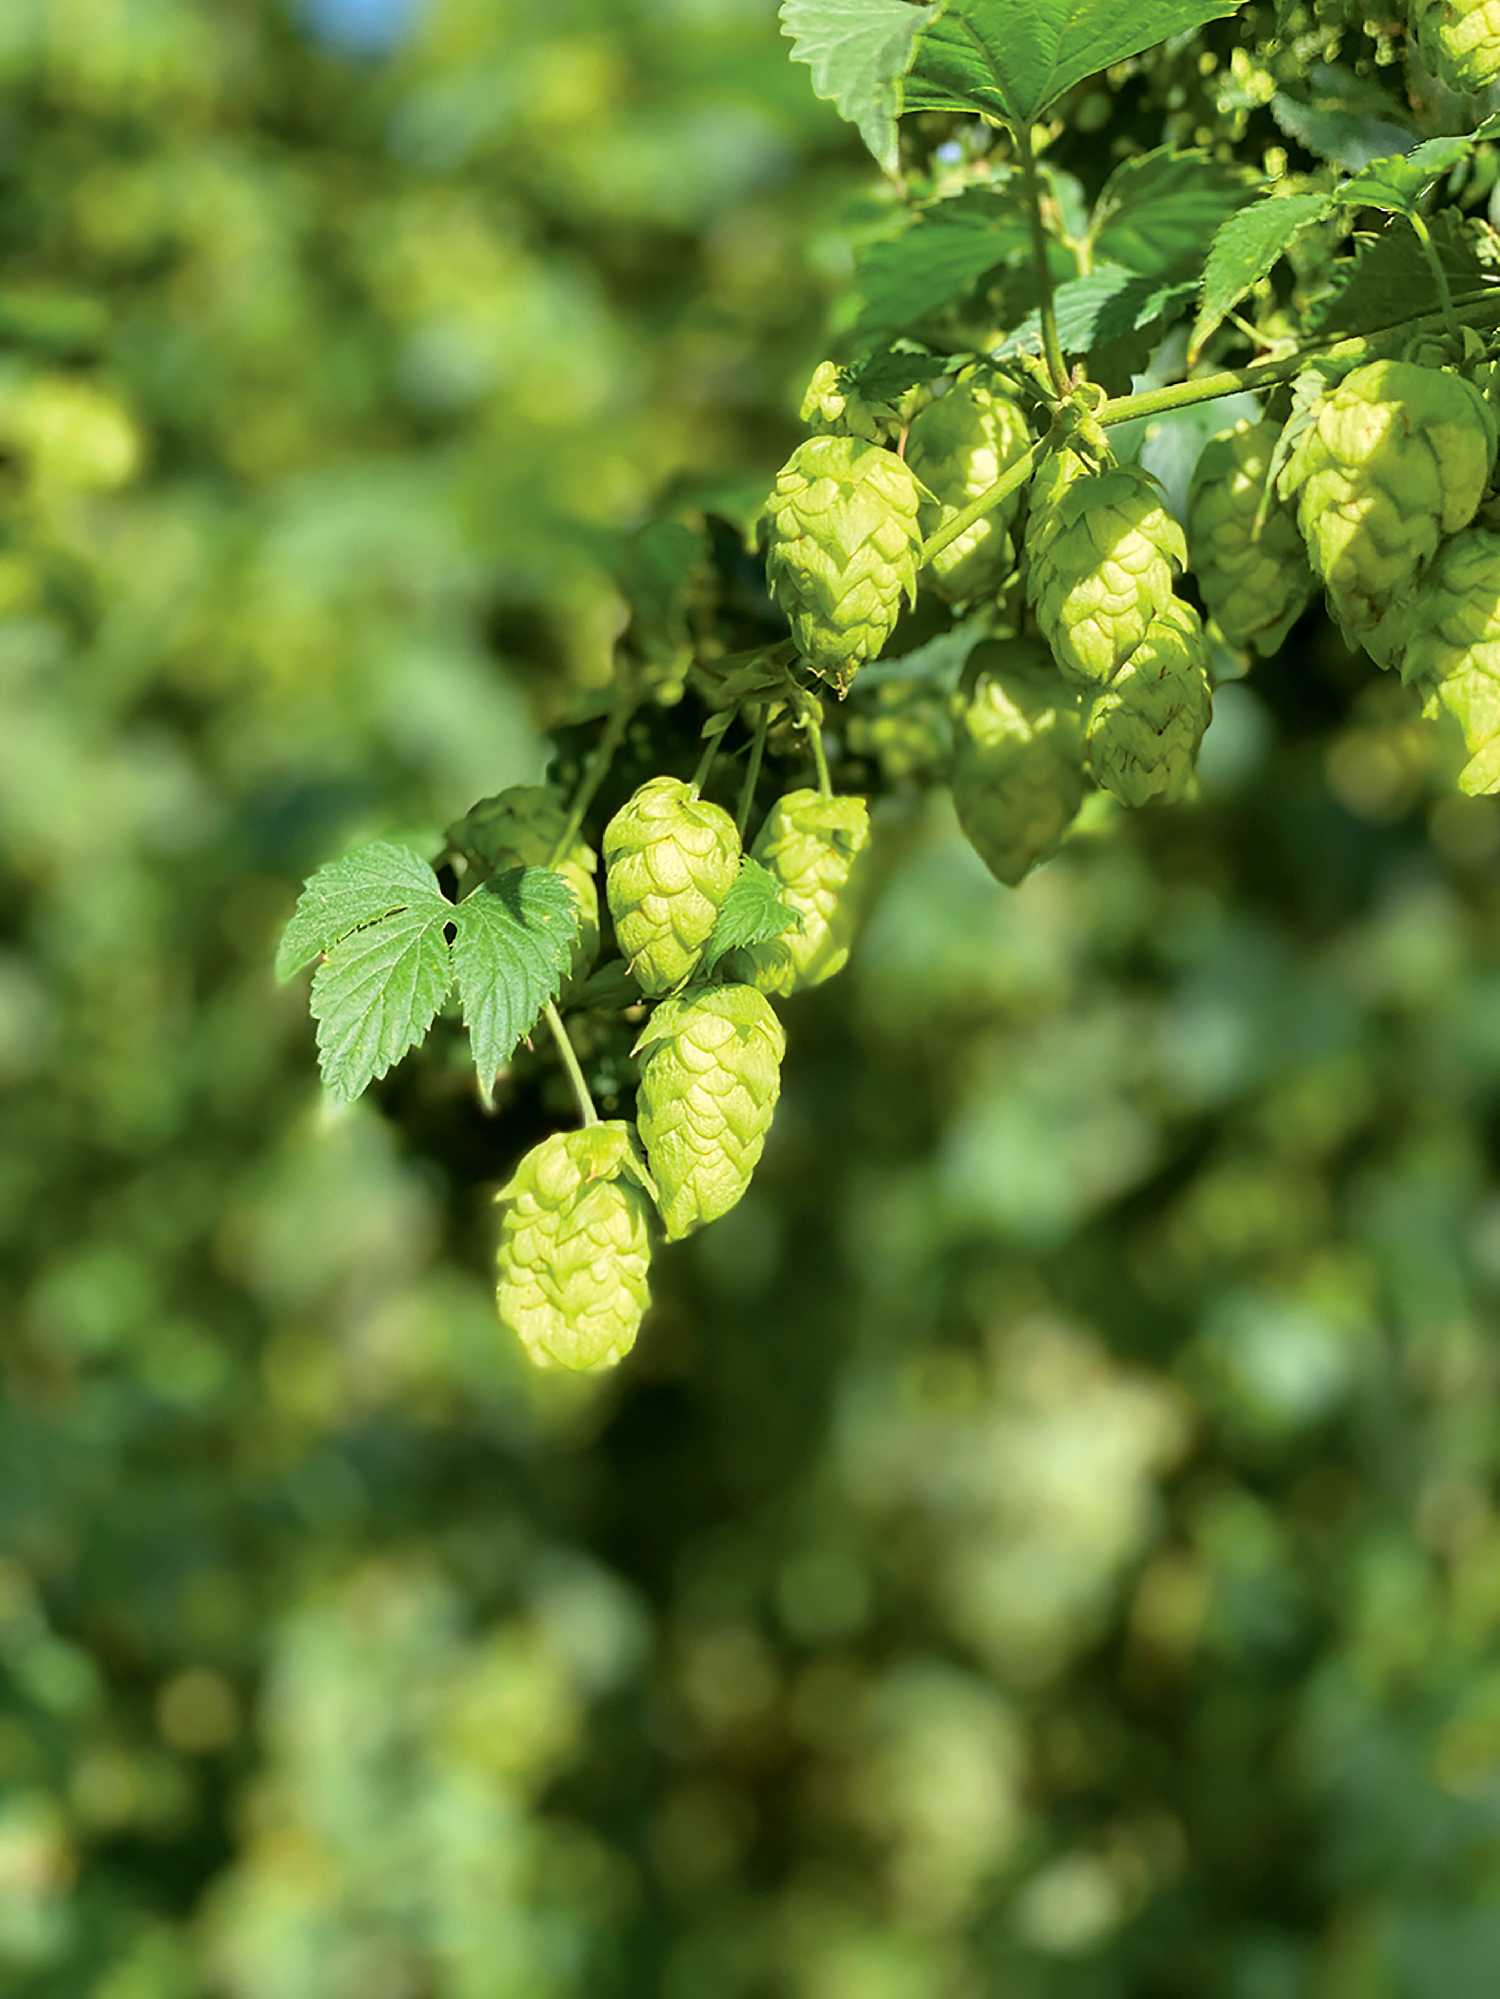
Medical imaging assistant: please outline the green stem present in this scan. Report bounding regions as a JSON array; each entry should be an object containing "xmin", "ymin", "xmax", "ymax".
[
  {"xmin": 805, "ymin": 709, "xmax": 832, "ymax": 798},
  {"xmin": 1408, "ymin": 210, "xmax": 1461, "ymax": 344},
  {"xmin": 689, "ymin": 734, "xmax": 720, "ymax": 796},
  {"xmin": 544, "ymin": 1000, "xmax": 598, "ymax": 1126},
  {"xmin": 736, "ymin": 708, "xmax": 769, "ymax": 838},
  {"xmin": 1015, "ymin": 122, "xmax": 1070, "ymax": 399},
  {"xmin": 919, "ymin": 286, "xmax": 1500, "ymax": 571},
  {"xmin": 548, "ymin": 692, "xmax": 635, "ymax": 866}
]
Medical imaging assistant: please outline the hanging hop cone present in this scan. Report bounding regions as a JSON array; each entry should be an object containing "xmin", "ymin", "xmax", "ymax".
[
  {"xmin": 950, "ymin": 641, "xmax": 1088, "ymax": 886},
  {"xmin": 1024, "ymin": 446, "xmax": 1188, "ymax": 686},
  {"xmin": 1280, "ymin": 358, "xmax": 1497, "ymax": 638},
  {"xmin": 762, "ymin": 434, "xmax": 922, "ymax": 692},
  {"xmin": 495, "ymin": 1122, "xmax": 655, "ymax": 1372},
  {"xmin": 1188, "ymin": 417, "xmax": 1313, "ymax": 656},
  {"xmin": 634, "ymin": 985, "xmax": 785, "ymax": 1241},
  {"xmin": 905, "ymin": 368, "xmax": 1033, "ymax": 604},
  {"xmin": 1385, "ymin": 524, "xmax": 1500, "ymax": 794},
  {"xmin": 1414, "ymin": 0, "xmax": 1500, "ymax": 93},
  {"xmin": 447, "ymin": 784, "xmax": 600, "ymax": 986},
  {"xmin": 735, "ymin": 788, "xmax": 872, "ymax": 997},
  {"xmin": 603, "ymin": 776, "xmax": 740, "ymax": 996},
  {"xmin": 1085, "ymin": 598, "xmax": 1213, "ymax": 807}
]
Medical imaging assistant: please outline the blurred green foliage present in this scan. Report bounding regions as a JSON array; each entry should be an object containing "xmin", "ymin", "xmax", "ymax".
[{"xmin": 6, "ymin": 2, "xmax": 1500, "ymax": 1995}]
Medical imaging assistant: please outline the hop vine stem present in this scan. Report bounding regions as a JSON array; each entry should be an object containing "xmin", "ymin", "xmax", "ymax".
[
  {"xmin": 543, "ymin": 1001, "xmax": 599, "ymax": 1127},
  {"xmin": 1015, "ymin": 121, "xmax": 1071, "ymax": 400},
  {"xmin": 918, "ymin": 285, "xmax": 1500, "ymax": 570}
]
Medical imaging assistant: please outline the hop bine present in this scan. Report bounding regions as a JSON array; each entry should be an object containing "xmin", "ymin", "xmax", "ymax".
[
  {"xmin": 736, "ymin": 787, "xmax": 871, "ymax": 996},
  {"xmin": 635, "ymin": 985, "xmax": 785, "ymax": 1240},
  {"xmin": 1188, "ymin": 418, "xmax": 1312, "ymax": 656},
  {"xmin": 950, "ymin": 641, "xmax": 1088, "ymax": 886},
  {"xmin": 905, "ymin": 368, "xmax": 1032, "ymax": 605},
  {"xmin": 495, "ymin": 1123, "xmax": 655, "ymax": 1372},
  {"xmin": 603, "ymin": 776, "xmax": 740, "ymax": 995}
]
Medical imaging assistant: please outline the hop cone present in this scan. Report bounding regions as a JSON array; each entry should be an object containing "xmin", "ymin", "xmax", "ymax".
[
  {"xmin": 737, "ymin": 788, "xmax": 872, "ymax": 997},
  {"xmin": 603, "ymin": 776, "xmax": 740, "ymax": 996},
  {"xmin": 447, "ymin": 784, "xmax": 599, "ymax": 983},
  {"xmin": 1188, "ymin": 418, "xmax": 1312, "ymax": 655},
  {"xmin": 1024, "ymin": 447, "xmax": 1188, "ymax": 686},
  {"xmin": 1415, "ymin": 0, "xmax": 1500, "ymax": 92},
  {"xmin": 762, "ymin": 434, "xmax": 922, "ymax": 691},
  {"xmin": 951, "ymin": 641, "xmax": 1087, "ymax": 886},
  {"xmin": 1391, "ymin": 525, "xmax": 1500, "ymax": 793},
  {"xmin": 635, "ymin": 985, "xmax": 785, "ymax": 1241},
  {"xmin": 1085, "ymin": 599, "xmax": 1213, "ymax": 807},
  {"xmin": 1281, "ymin": 359, "xmax": 1496, "ymax": 637},
  {"xmin": 905, "ymin": 369, "xmax": 1032, "ymax": 604},
  {"xmin": 495, "ymin": 1122, "xmax": 654, "ymax": 1372}
]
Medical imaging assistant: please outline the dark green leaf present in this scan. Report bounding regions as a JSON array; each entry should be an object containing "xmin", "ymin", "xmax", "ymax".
[
  {"xmin": 1335, "ymin": 134, "xmax": 1477, "ymax": 216},
  {"xmin": 1307, "ymin": 213, "xmax": 1500, "ymax": 337},
  {"xmin": 1189, "ymin": 190, "xmax": 1332, "ymax": 359},
  {"xmin": 854, "ymin": 187, "xmax": 1038, "ymax": 336},
  {"xmin": 1091, "ymin": 149, "xmax": 1261, "ymax": 282},
  {"xmin": 999, "ymin": 265, "xmax": 1195, "ymax": 357},
  {"xmin": 1270, "ymin": 91, "xmax": 1415, "ymax": 171}
]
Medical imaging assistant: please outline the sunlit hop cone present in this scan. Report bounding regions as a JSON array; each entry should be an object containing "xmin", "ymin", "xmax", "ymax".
[
  {"xmin": 950, "ymin": 641, "xmax": 1088, "ymax": 886},
  {"xmin": 1280, "ymin": 359, "xmax": 1497, "ymax": 639},
  {"xmin": 603, "ymin": 776, "xmax": 740, "ymax": 995},
  {"xmin": 447, "ymin": 784, "xmax": 600, "ymax": 984},
  {"xmin": 495, "ymin": 1123, "xmax": 655, "ymax": 1371},
  {"xmin": 905, "ymin": 368, "xmax": 1032, "ymax": 604},
  {"xmin": 1024, "ymin": 447, "xmax": 1188, "ymax": 686},
  {"xmin": 1085, "ymin": 598, "xmax": 1213, "ymax": 807},
  {"xmin": 634, "ymin": 985, "xmax": 785, "ymax": 1240},
  {"xmin": 1385, "ymin": 524, "xmax": 1500, "ymax": 794},
  {"xmin": 762, "ymin": 434, "xmax": 922, "ymax": 691},
  {"xmin": 1188, "ymin": 418, "xmax": 1312, "ymax": 656},
  {"xmin": 1415, "ymin": 0, "xmax": 1500, "ymax": 92},
  {"xmin": 737, "ymin": 787, "xmax": 872, "ymax": 996}
]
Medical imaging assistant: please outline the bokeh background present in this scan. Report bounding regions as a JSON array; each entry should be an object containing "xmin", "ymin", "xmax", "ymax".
[{"xmin": 6, "ymin": 2, "xmax": 1500, "ymax": 1994}]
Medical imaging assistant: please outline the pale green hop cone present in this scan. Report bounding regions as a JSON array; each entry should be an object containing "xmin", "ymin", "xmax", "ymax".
[
  {"xmin": 495, "ymin": 1122, "xmax": 655, "ymax": 1372},
  {"xmin": 1085, "ymin": 599, "xmax": 1213, "ymax": 807},
  {"xmin": 951, "ymin": 641, "xmax": 1088, "ymax": 886},
  {"xmin": 1024, "ymin": 447, "xmax": 1187, "ymax": 686},
  {"xmin": 603, "ymin": 775, "xmax": 740, "ymax": 996},
  {"xmin": 1415, "ymin": 0, "xmax": 1500, "ymax": 92},
  {"xmin": 1391, "ymin": 525, "xmax": 1500, "ymax": 793},
  {"xmin": 1187, "ymin": 418, "xmax": 1312, "ymax": 656},
  {"xmin": 736, "ymin": 788, "xmax": 872, "ymax": 997},
  {"xmin": 762, "ymin": 434, "xmax": 922, "ymax": 692},
  {"xmin": 1280, "ymin": 359, "xmax": 1496, "ymax": 638},
  {"xmin": 446, "ymin": 783, "xmax": 600, "ymax": 984},
  {"xmin": 905, "ymin": 368, "xmax": 1032, "ymax": 604},
  {"xmin": 634, "ymin": 985, "xmax": 785, "ymax": 1241}
]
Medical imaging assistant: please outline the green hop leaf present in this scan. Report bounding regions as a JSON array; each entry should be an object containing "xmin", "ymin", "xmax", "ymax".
[
  {"xmin": 1387, "ymin": 524, "xmax": 1500, "ymax": 793},
  {"xmin": 1188, "ymin": 418, "xmax": 1313, "ymax": 656},
  {"xmin": 1414, "ymin": 0, "xmax": 1500, "ymax": 96},
  {"xmin": 634, "ymin": 985, "xmax": 786, "ymax": 1241},
  {"xmin": 762, "ymin": 434, "xmax": 923, "ymax": 692},
  {"xmin": 1280, "ymin": 358, "xmax": 1497, "ymax": 639},
  {"xmin": 1023, "ymin": 447, "xmax": 1188, "ymax": 686},
  {"xmin": 904, "ymin": 367, "xmax": 1033, "ymax": 604},
  {"xmin": 701, "ymin": 858, "xmax": 802, "ymax": 976},
  {"xmin": 446, "ymin": 784, "xmax": 600, "ymax": 988},
  {"xmin": 495, "ymin": 1122, "xmax": 656, "ymax": 1372},
  {"xmin": 950, "ymin": 640, "xmax": 1088, "ymax": 886},
  {"xmin": 1085, "ymin": 598, "xmax": 1213, "ymax": 807},
  {"xmin": 736, "ymin": 788, "xmax": 872, "ymax": 997},
  {"xmin": 603, "ymin": 776, "xmax": 741, "ymax": 996},
  {"xmin": 450, "ymin": 871, "xmax": 582, "ymax": 1110}
]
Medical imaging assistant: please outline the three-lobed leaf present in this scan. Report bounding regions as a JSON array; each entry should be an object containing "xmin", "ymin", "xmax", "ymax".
[{"xmin": 275, "ymin": 840, "xmax": 450, "ymax": 982}]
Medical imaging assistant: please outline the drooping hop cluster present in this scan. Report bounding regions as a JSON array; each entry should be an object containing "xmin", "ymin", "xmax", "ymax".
[
  {"xmin": 1380, "ymin": 525, "xmax": 1500, "ymax": 794},
  {"xmin": 1084, "ymin": 598, "xmax": 1213, "ymax": 807},
  {"xmin": 905, "ymin": 368, "xmax": 1033, "ymax": 604},
  {"xmin": 447, "ymin": 784, "xmax": 600, "ymax": 983},
  {"xmin": 1188, "ymin": 418, "xmax": 1313, "ymax": 655},
  {"xmin": 1024, "ymin": 447, "xmax": 1188, "ymax": 685},
  {"xmin": 1280, "ymin": 359, "xmax": 1497, "ymax": 638},
  {"xmin": 736, "ymin": 787, "xmax": 872, "ymax": 996},
  {"xmin": 1414, "ymin": 0, "xmax": 1500, "ymax": 93},
  {"xmin": 603, "ymin": 776, "xmax": 740, "ymax": 994},
  {"xmin": 762, "ymin": 434, "xmax": 922, "ymax": 691},
  {"xmin": 495, "ymin": 1123, "xmax": 656, "ymax": 1372},
  {"xmin": 635, "ymin": 985, "xmax": 785, "ymax": 1240},
  {"xmin": 950, "ymin": 642, "xmax": 1087, "ymax": 886}
]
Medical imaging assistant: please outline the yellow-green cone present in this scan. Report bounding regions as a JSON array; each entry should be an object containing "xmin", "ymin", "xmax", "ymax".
[
  {"xmin": 446, "ymin": 784, "xmax": 600, "ymax": 986},
  {"xmin": 634, "ymin": 985, "xmax": 785, "ymax": 1241},
  {"xmin": 1387, "ymin": 524, "xmax": 1500, "ymax": 794},
  {"xmin": 495, "ymin": 1122, "xmax": 655, "ymax": 1372},
  {"xmin": 1415, "ymin": 0, "xmax": 1500, "ymax": 93},
  {"xmin": 1188, "ymin": 418, "xmax": 1312, "ymax": 656},
  {"xmin": 603, "ymin": 776, "xmax": 741, "ymax": 996},
  {"xmin": 736, "ymin": 788, "xmax": 872, "ymax": 997},
  {"xmin": 1085, "ymin": 599, "xmax": 1213, "ymax": 807},
  {"xmin": 950, "ymin": 642, "xmax": 1088, "ymax": 886},
  {"xmin": 905, "ymin": 368, "xmax": 1032, "ymax": 604}
]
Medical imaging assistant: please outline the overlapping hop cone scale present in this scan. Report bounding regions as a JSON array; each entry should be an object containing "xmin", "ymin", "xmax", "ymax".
[
  {"xmin": 763, "ymin": 434, "xmax": 922, "ymax": 688},
  {"xmin": 495, "ymin": 1123, "xmax": 654, "ymax": 1372},
  {"xmin": 1085, "ymin": 598, "xmax": 1213, "ymax": 808},
  {"xmin": 1188, "ymin": 418, "xmax": 1312, "ymax": 655},
  {"xmin": 603, "ymin": 775, "xmax": 740, "ymax": 995},
  {"xmin": 1024, "ymin": 448, "xmax": 1187, "ymax": 686},
  {"xmin": 905, "ymin": 370, "xmax": 1032, "ymax": 603},
  {"xmin": 1387, "ymin": 524, "xmax": 1500, "ymax": 793},
  {"xmin": 1281, "ymin": 359, "xmax": 1496, "ymax": 637},
  {"xmin": 635, "ymin": 985, "xmax": 785, "ymax": 1240},
  {"xmin": 446, "ymin": 783, "xmax": 600, "ymax": 982},
  {"xmin": 1415, "ymin": 0, "xmax": 1500, "ymax": 93},
  {"xmin": 736, "ymin": 788, "xmax": 872, "ymax": 997},
  {"xmin": 950, "ymin": 642, "xmax": 1087, "ymax": 887}
]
